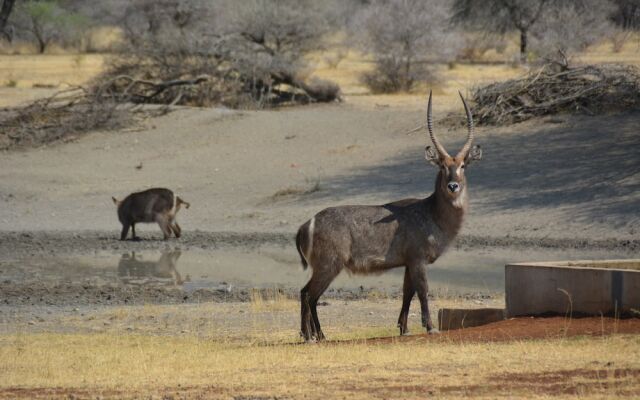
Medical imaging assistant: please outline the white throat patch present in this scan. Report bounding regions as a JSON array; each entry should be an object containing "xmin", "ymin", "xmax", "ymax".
[{"xmin": 452, "ymin": 187, "xmax": 467, "ymax": 209}]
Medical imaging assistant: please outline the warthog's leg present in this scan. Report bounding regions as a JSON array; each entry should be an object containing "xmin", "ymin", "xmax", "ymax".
[
  {"xmin": 397, "ymin": 267, "xmax": 416, "ymax": 336},
  {"xmin": 131, "ymin": 223, "xmax": 140, "ymax": 241},
  {"xmin": 171, "ymin": 222, "xmax": 182, "ymax": 238},
  {"xmin": 156, "ymin": 215, "xmax": 172, "ymax": 240},
  {"xmin": 120, "ymin": 223, "xmax": 130, "ymax": 241},
  {"xmin": 409, "ymin": 261, "xmax": 438, "ymax": 334}
]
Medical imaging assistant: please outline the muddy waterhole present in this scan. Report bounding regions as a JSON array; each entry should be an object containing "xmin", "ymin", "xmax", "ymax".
[{"xmin": 1, "ymin": 243, "xmax": 634, "ymax": 301}]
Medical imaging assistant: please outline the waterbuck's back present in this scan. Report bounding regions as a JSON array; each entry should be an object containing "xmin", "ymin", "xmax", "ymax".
[{"xmin": 119, "ymin": 188, "xmax": 174, "ymax": 223}]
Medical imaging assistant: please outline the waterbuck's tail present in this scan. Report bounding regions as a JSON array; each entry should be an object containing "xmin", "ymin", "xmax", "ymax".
[{"xmin": 295, "ymin": 220, "xmax": 311, "ymax": 270}]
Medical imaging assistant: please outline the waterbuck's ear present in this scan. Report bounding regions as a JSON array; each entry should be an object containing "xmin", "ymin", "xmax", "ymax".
[
  {"xmin": 465, "ymin": 145, "xmax": 482, "ymax": 165},
  {"xmin": 424, "ymin": 146, "xmax": 440, "ymax": 166}
]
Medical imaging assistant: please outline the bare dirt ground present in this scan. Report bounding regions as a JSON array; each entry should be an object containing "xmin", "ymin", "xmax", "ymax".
[
  {"xmin": 349, "ymin": 316, "xmax": 640, "ymax": 344},
  {"xmin": 1, "ymin": 95, "xmax": 638, "ymax": 241}
]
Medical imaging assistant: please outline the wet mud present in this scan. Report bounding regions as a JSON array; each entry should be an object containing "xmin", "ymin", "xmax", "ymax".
[
  {"xmin": 2, "ymin": 230, "xmax": 638, "ymax": 258},
  {"xmin": 1, "ymin": 230, "xmax": 637, "ymax": 307}
]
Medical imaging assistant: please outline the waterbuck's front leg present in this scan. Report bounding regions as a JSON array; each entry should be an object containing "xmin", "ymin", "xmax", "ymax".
[
  {"xmin": 408, "ymin": 261, "xmax": 439, "ymax": 334},
  {"xmin": 397, "ymin": 267, "xmax": 415, "ymax": 335}
]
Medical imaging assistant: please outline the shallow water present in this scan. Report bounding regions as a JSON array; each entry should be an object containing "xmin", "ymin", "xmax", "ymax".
[{"xmin": 1, "ymin": 244, "xmax": 635, "ymax": 295}]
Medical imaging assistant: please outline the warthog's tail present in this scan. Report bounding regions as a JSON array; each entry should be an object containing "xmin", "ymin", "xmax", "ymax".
[{"xmin": 176, "ymin": 196, "xmax": 190, "ymax": 209}]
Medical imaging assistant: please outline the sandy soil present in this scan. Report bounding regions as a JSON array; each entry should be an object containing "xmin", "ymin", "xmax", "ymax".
[{"xmin": 1, "ymin": 96, "xmax": 638, "ymax": 242}]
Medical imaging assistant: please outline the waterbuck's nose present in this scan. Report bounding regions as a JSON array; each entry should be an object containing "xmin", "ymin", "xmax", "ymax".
[{"xmin": 447, "ymin": 182, "xmax": 460, "ymax": 193}]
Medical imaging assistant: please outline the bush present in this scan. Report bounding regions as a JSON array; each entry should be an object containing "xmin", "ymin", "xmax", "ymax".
[
  {"xmin": 352, "ymin": 0, "xmax": 460, "ymax": 93},
  {"xmin": 360, "ymin": 58, "xmax": 436, "ymax": 94}
]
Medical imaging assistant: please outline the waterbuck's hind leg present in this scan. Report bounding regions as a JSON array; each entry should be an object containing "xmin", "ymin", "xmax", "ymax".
[
  {"xmin": 308, "ymin": 269, "xmax": 338, "ymax": 341},
  {"xmin": 301, "ymin": 266, "xmax": 340, "ymax": 342},
  {"xmin": 397, "ymin": 267, "xmax": 416, "ymax": 336},
  {"xmin": 408, "ymin": 261, "xmax": 439, "ymax": 334},
  {"xmin": 300, "ymin": 282, "xmax": 313, "ymax": 342}
]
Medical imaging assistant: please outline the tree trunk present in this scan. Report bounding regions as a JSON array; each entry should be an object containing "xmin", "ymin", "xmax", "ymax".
[
  {"xmin": 403, "ymin": 55, "xmax": 412, "ymax": 92},
  {"xmin": 0, "ymin": 0, "xmax": 16, "ymax": 41},
  {"xmin": 33, "ymin": 23, "xmax": 46, "ymax": 53},
  {"xmin": 519, "ymin": 28, "xmax": 528, "ymax": 64}
]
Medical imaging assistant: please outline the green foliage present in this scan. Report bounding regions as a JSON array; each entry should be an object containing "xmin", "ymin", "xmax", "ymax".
[{"xmin": 18, "ymin": 0, "xmax": 88, "ymax": 52}]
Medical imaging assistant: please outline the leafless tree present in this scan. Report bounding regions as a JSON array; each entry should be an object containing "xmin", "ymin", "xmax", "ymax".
[
  {"xmin": 220, "ymin": 0, "xmax": 329, "ymax": 60},
  {"xmin": 116, "ymin": 0, "xmax": 214, "ymax": 48},
  {"xmin": 609, "ymin": 0, "xmax": 640, "ymax": 51},
  {"xmin": 452, "ymin": 0, "xmax": 616, "ymax": 63},
  {"xmin": 352, "ymin": 0, "xmax": 461, "ymax": 93},
  {"xmin": 0, "ymin": 0, "xmax": 16, "ymax": 41},
  {"xmin": 611, "ymin": 0, "xmax": 640, "ymax": 30},
  {"xmin": 13, "ymin": 0, "xmax": 88, "ymax": 53},
  {"xmin": 452, "ymin": 0, "xmax": 554, "ymax": 63},
  {"xmin": 530, "ymin": 1, "xmax": 614, "ymax": 61}
]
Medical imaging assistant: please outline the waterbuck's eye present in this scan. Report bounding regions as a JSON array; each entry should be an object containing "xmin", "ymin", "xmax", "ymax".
[{"xmin": 461, "ymin": 164, "xmax": 466, "ymax": 169}]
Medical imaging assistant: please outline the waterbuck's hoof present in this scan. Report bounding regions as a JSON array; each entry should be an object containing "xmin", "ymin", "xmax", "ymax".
[
  {"xmin": 132, "ymin": 236, "xmax": 141, "ymax": 241},
  {"xmin": 399, "ymin": 329, "xmax": 410, "ymax": 336},
  {"xmin": 428, "ymin": 328, "xmax": 440, "ymax": 335},
  {"xmin": 300, "ymin": 332, "xmax": 316, "ymax": 343}
]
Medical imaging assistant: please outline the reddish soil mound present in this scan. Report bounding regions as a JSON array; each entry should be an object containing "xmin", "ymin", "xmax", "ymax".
[{"xmin": 332, "ymin": 317, "xmax": 640, "ymax": 345}]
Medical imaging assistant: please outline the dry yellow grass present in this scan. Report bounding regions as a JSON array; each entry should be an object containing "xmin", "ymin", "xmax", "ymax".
[
  {"xmin": 0, "ymin": 34, "xmax": 638, "ymax": 110},
  {"xmin": 0, "ymin": 332, "xmax": 638, "ymax": 399},
  {"xmin": 0, "ymin": 54, "xmax": 105, "ymax": 89},
  {"xmin": 579, "ymin": 33, "xmax": 640, "ymax": 67},
  {"xmin": 250, "ymin": 288, "xmax": 298, "ymax": 312}
]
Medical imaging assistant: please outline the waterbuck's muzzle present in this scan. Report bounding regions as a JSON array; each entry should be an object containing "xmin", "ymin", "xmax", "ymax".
[{"xmin": 447, "ymin": 182, "xmax": 460, "ymax": 193}]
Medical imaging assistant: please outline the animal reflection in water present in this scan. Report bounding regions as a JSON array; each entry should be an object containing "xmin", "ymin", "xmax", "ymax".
[{"xmin": 117, "ymin": 251, "xmax": 188, "ymax": 286}]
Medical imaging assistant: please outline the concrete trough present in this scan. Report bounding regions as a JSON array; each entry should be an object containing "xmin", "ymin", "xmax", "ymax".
[{"xmin": 506, "ymin": 259, "xmax": 640, "ymax": 318}]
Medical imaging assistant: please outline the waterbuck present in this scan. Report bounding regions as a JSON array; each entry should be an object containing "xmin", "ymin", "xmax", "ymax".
[
  {"xmin": 295, "ymin": 91, "xmax": 482, "ymax": 341},
  {"xmin": 112, "ymin": 188, "xmax": 190, "ymax": 241}
]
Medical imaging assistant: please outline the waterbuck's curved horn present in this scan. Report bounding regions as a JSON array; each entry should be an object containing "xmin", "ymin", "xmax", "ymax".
[
  {"xmin": 427, "ymin": 90, "xmax": 450, "ymax": 158},
  {"xmin": 457, "ymin": 90, "xmax": 474, "ymax": 158}
]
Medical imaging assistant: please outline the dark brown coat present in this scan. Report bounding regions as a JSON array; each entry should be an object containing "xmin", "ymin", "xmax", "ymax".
[
  {"xmin": 295, "ymin": 92, "xmax": 482, "ymax": 341},
  {"xmin": 112, "ymin": 188, "xmax": 190, "ymax": 240}
]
